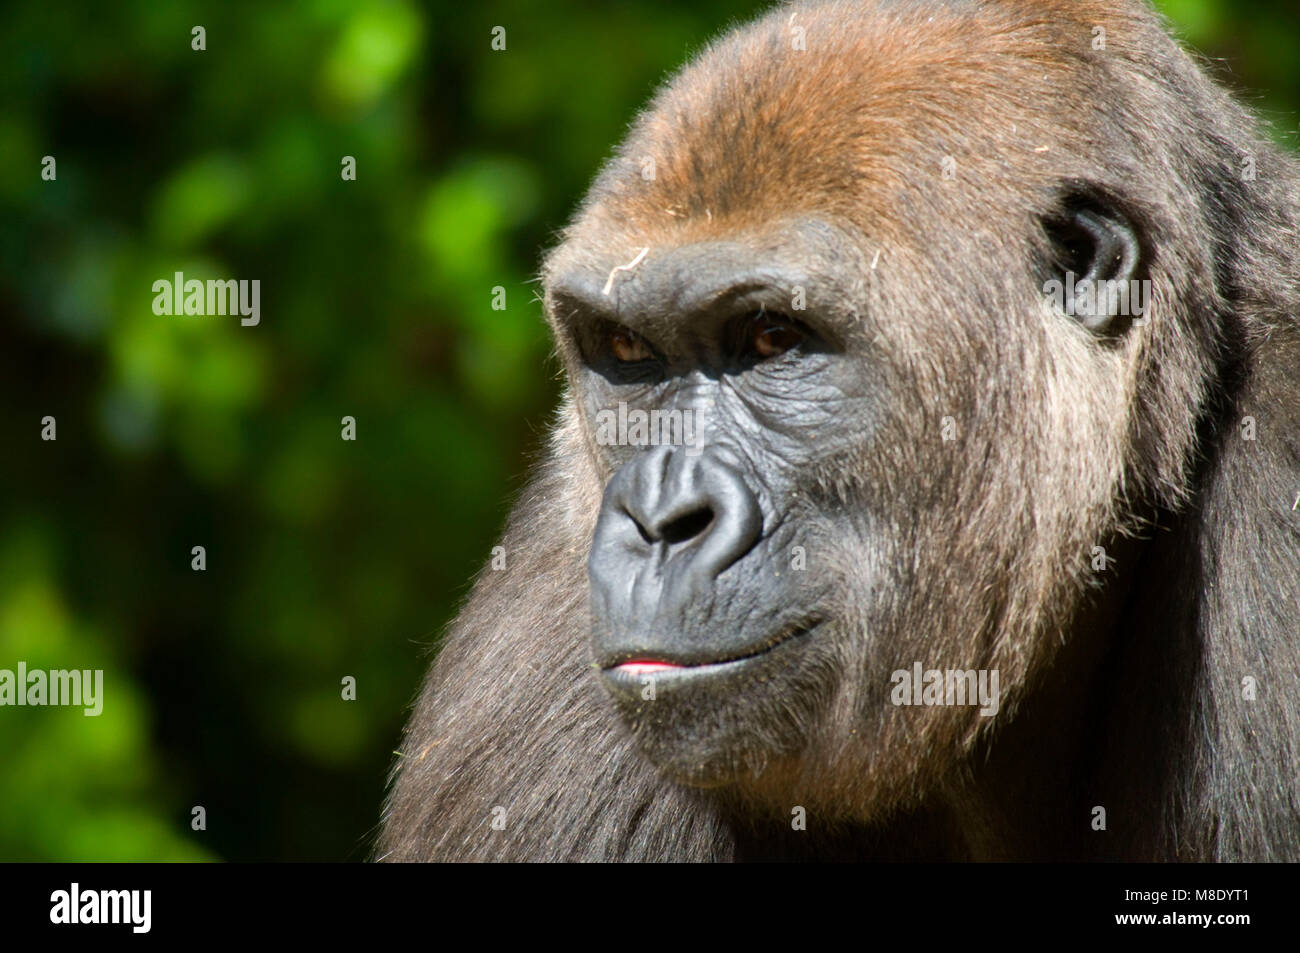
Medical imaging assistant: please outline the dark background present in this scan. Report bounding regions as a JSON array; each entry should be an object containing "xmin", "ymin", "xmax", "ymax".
[{"xmin": 1, "ymin": 0, "xmax": 1296, "ymax": 861}]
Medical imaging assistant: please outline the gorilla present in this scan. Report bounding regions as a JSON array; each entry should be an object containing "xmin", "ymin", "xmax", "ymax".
[{"xmin": 379, "ymin": 0, "xmax": 1300, "ymax": 861}]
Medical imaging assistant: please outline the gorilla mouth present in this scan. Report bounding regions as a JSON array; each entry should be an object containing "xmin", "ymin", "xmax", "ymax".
[{"xmin": 601, "ymin": 617, "xmax": 824, "ymax": 678}]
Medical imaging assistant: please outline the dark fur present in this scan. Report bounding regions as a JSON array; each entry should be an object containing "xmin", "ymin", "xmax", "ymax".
[{"xmin": 379, "ymin": 0, "xmax": 1300, "ymax": 861}]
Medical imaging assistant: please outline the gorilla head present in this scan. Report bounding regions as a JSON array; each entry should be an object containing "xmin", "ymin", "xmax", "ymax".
[{"xmin": 545, "ymin": 0, "xmax": 1180, "ymax": 805}]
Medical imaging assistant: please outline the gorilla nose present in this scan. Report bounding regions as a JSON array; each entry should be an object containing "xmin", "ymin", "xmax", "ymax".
[
  {"xmin": 601, "ymin": 446, "xmax": 762, "ymax": 583},
  {"xmin": 588, "ymin": 447, "xmax": 764, "ymax": 644}
]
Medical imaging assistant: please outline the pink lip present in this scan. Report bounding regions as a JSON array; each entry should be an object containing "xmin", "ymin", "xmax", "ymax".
[{"xmin": 614, "ymin": 660, "xmax": 683, "ymax": 675}]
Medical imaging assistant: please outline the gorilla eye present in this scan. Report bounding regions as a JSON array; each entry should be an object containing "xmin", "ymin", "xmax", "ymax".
[
  {"xmin": 739, "ymin": 311, "xmax": 805, "ymax": 360},
  {"xmin": 608, "ymin": 328, "xmax": 655, "ymax": 364}
]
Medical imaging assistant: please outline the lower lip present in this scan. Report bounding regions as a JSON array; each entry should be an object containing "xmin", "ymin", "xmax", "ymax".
[
  {"xmin": 604, "ymin": 621, "xmax": 824, "ymax": 678},
  {"xmin": 614, "ymin": 661, "xmax": 684, "ymax": 676}
]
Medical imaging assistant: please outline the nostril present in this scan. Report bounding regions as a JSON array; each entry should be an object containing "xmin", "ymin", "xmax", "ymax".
[
  {"xmin": 629, "ymin": 512, "xmax": 655, "ymax": 546},
  {"xmin": 659, "ymin": 507, "xmax": 714, "ymax": 545},
  {"xmin": 622, "ymin": 503, "xmax": 714, "ymax": 546}
]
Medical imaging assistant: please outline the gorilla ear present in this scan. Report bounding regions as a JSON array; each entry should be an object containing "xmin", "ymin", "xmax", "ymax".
[{"xmin": 1042, "ymin": 191, "xmax": 1145, "ymax": 335}]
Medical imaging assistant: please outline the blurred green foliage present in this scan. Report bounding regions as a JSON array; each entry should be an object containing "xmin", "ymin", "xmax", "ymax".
[{"xmin": 0, "ymin": 0, "xmax": 1295, "ymax": 861}]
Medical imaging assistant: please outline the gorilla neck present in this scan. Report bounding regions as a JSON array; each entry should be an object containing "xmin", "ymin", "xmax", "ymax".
[{"xmin": 948, "ymin": 537, "xmax": 1147, "ymax": 862}]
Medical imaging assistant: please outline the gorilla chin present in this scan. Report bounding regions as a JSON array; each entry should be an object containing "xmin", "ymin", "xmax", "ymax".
[{"xmin": 595, "ymin": 620, "xmax": 833, "ymax": 788}]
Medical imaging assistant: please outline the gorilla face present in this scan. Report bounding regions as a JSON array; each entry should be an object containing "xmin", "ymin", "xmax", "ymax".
[
  {"xmin": 554, "ymin": 223, "xmax": 871, "ymax": 785},
  {"xmin": 548, "ymin": 180, "xmax": 1146, "ymax": 791}
]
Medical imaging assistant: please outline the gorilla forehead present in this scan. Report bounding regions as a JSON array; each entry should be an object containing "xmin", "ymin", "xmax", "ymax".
[{"xmin": 552, "ymin": 0, "xmax": 1135, "ymax": 259}]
